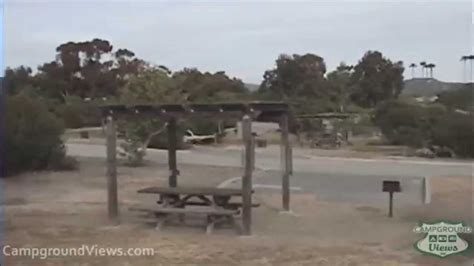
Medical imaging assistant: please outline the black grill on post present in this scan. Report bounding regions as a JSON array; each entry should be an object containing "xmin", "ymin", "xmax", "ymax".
[{"xmin": 383, "ymin": 181, "xmax": 401, "ymax": 217}]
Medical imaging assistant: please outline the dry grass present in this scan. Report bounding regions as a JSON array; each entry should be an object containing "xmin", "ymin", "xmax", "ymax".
[{"xmin": 3, "ymin": 158, "xmax": 472, "ymax": 265}]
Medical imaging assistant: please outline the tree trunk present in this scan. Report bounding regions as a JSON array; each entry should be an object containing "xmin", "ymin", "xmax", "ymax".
[
  {"xmin": 141, "ymin": 123, "xmax": 169, "ymax": 152},
  {"xmin": 469, "ymin": 59, "xmax": 472, "ymax": 82},
  {"xmin": 463, "ymin": 61, "xmax": 466, "ymax": 82}
]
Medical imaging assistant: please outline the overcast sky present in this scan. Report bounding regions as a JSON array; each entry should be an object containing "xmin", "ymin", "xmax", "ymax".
[{"xmin": 3, "ymin": 0, "xmax": 473, "ymax": 83}]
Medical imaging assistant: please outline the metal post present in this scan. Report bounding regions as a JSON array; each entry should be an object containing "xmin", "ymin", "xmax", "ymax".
[
  {"xmin": 422, "ymin": 177, "xmax": 431, "ymax": 204},
  {"xmin": 167, "ymin": 118, "xmax": 178, "ymax": 187},
  {"xmin": 241, "ymin": 115, "xmax": 253, "ymax": 235},
  {"xmin": 280, "ymin": 114, "xmax": 291, "ymax": 211},
  {"xmin": 106, "ymin": 115, "xmax": 119, "ymax": 224},
  {"xmin": 388, "ymin": 192, "xmax": 393, "ymax": 218}
]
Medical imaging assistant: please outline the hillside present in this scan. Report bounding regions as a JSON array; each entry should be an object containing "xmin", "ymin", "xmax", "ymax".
[{"xmin": 402, "ymin": 78, "xmax": 467, "ymax": 96}]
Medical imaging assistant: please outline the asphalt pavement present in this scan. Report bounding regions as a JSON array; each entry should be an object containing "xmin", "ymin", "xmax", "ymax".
[{"xmin": 66, "ymin": 143, "xmax": 472, "ymax": 206}]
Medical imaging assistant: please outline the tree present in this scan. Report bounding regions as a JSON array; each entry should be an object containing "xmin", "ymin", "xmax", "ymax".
[
  {"xmin": 258, "ymin": 53, "xmax": 335, "ymax": 114},
  {"xmin": 425, "ymin": 63, "xmax": 436, "ymax": 78},
  {"xmin": 460, "ymin": 55, "xmax": 474, "ymax": 82},
  {"xmin": 259, "ymin": 54, "xmax": 327, "ymax": 99},
  {"xmin": 117, "ymin": 68, "xmax": 176, "ymax": 166},
  {"xmin": 172, "ymin": 68, "xmax": 250, "ymax": 103},
  {"xmin": 117, "ymin": 67, "xmax": 249, "ymax": 165},
  {"xmin": 409, "ymin": 63, "xmax": 417, "ymax": 78},
  {"xmin": 4, "ymin": 66, "xmax": 34, "ymax": 95},
  {"xmin": 326, "ymin": 62, "xmax": 353, "ymax": 112},
  {"xmin": 36, "ymin": 39, "xmax": 146, "ymax": 102},
  {"xmin": 419, "ymin": 61, "xmax": 427, "ymax": 78},
  {"xmin": 349, "ymin": 51, "xmax": 404, "ymax": 108},
  {"xmin": 120, "ymin": 68, "xmax": 178, "ymax": 103}
]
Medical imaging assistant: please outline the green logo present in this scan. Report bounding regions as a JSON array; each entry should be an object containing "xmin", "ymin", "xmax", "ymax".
[{"xmin": 413, "ymin": 221, "xmax": 472, "ymax": 258}]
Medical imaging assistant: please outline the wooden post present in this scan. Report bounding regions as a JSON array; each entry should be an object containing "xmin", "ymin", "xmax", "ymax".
[
  {"xmin": 241, "ymin": 115, "xmax": 253, "ymax": 235},
  {"xmin": 280, "ymin": 114, "xmax": 291, "ymax": 211},
  {"xmin": 167, "ymin": 118, "xmax": 178, "ymax": 187},
  {"xmin": 106, "ymin": 115, "xmax": 119, "ymax": 224}
]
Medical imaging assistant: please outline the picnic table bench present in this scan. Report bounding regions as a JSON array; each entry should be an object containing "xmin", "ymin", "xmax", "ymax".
[
  {"xmin": 130, "ymin": 205, "xmax": 239, "ymax": 234},
  {"xmin": 132, "ymin": 186, "xmax": 259, "ymax": 234},
  {"xmin": 137, "ymin": 186, "xmax": 258, "ymax": 210}
]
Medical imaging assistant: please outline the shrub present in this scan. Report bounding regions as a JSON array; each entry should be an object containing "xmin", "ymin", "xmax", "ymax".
[
  {"xmin": 55, "ymin": 97, "xmax": 102, "ymax": 129},
  {"xmin": 4, "ymin": 94, "xmax": 75, "ymax": 175},
  {"xmin": 375, "ymin": 99, "xmax": 474, "ymax": 157},
  {"xmin": 432, "ymin": 113, "xmax": 474, "ymax": 157},
  {"xmin": 437, "ymin": 85, "xmax": 473, "ymax": 111},
  {"xmin": 47, "ymin": 146, "xmax": 79, "ymax": 171},
  {"xmin": 389, "ymin": 126, "xmax": 426, "ymax": 147},
  {"xmin": 56, "ymin": 103, "xmax": 84, "ymax": 128},
  {"xmin": 374, "ymin": 100, "xmax": 438, "ymax": 147}
]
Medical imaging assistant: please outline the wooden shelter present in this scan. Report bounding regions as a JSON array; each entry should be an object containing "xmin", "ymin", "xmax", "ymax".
[{"xmin": 100, "ymin": 102, "xmax": 292, "ymax": 235}]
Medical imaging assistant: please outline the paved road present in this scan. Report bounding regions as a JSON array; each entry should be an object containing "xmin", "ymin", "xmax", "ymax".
[
  {"xmin": 66, "ymin": 143, "xmax": 472, "ymax": 205},
  {"xmin": 67, "ymin": 143, "xmax": 472, "ymax": 178}
]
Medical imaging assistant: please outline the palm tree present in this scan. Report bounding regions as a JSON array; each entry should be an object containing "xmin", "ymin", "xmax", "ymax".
[
  {"xmin": 426, "ymin": 63, "xmax": 436, "ymax": 78},
  {"xmin": 468, "ymin": 55, "xmax": 474, "ymax": 82},
  {"xmin": 460, "ymin": 56, "xmax": 468, "ymax": 81},
  {"xmin": 469, "ymin": 55, "xmax": 474, "ymax": 82},
  {"xmin": 409, "ymin": 63, "xmax": 417, "ymax": 78},
  {"xmin": 461, "ymin": 55, "xmax": 474, "ymax": 82},
  {"xmin": 420, "ymin": 61, "xmax": 427, "ymax": 78}
]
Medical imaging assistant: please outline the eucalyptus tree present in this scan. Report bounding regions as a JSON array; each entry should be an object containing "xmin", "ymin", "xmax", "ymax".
[{"xmin": 349, "ymin": 51, "xmax": 404, "ymax": 108}]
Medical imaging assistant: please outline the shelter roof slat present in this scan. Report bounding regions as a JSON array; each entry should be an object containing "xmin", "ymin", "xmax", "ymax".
[{"xmin": 100, "ymin": 102, "xmax": 288, "ymax": 119}]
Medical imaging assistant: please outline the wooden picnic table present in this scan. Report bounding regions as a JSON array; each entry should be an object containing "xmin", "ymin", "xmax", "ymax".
[
  {"xmin": 137, "ymin": 186, "xmax": 244, "ymax": 197},
  {"xmin": 137, "ymin": 186, "xmax": 255, "ymax": 210},
  {"xmin": 133, "ymin": 186, "xmax": 258, "ymax": 234}
]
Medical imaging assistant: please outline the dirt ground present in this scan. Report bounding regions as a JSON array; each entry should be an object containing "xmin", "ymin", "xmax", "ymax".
[{"xmin": 3, "ymin": 158, "xmax": 472, "ymax": 265}]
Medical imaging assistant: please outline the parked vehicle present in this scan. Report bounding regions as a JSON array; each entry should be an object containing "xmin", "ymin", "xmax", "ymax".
[
  {"xmin": 310, "ymin": 132, "xmax": 343, "ymax": 149},
  {"xmin": 183, "ymin": 129, "xmax": 216, "ymax": 144}
]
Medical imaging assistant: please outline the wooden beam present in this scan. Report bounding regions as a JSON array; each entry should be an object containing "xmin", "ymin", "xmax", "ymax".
[
  {"xmin": 241, "ymin": 115, "xmax": 253, "ymax": 235},
  {"xmin": 106, "ymin": 115, "xmax": 119, "ymax": 224},
  {"xmin": 280, "ymin": 114, "xmax": 291, "ymax": 211},
  {"xmin": 99, "ymin": 102, "xmax": 288, "ymax": 120},
  {"xmin": 167, "ymin": 118, "xmax": 178, "ymax": 187}
]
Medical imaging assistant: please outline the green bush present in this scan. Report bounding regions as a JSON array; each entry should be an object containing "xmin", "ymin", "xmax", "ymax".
[
  {"xmin": 374, "ymin": 100, "xmax": 437, "ymax": 147},
  {"xmin": 55, "ymin": 103, "xmax": 84, "ymax": 128},
  {"xmin": 4, "ymin": 94, "xmax": 76, "ymax": 175},
  {"xmin": 389, "ymin": 126, "xmax": 426, "ymax": 147},
  {"xmin": 55, "ymin": 97, "xmax": 102, "ymax": 129},
  {"xmin": 375, "ymin": 99, "xmax": 474, "ymax": 157},
  {"xmin": 432, "ymin": 113, "xmax": 474, "ymax": 157}
]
